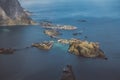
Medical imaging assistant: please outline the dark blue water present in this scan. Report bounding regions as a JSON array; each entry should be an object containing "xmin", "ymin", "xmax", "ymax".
[{"xmin": 0, "ymin": 0, "xmax": 120, "ymax": 80}]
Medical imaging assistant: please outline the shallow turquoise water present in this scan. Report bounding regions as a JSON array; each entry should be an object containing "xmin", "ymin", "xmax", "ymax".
[{"xmin": 0, "ymin": 0, "xmax": 120, "ymax": 80}]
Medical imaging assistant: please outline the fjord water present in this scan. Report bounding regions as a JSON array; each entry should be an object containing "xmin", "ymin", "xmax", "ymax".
[{"xmin": 0, "ymin": 0, "xmax": 120, "ymax": 80}]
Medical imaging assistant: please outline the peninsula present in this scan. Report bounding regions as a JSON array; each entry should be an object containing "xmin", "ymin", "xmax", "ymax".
[{"xmin": 0, "ymin": 0, "xmax": 35, "ymax": 26}]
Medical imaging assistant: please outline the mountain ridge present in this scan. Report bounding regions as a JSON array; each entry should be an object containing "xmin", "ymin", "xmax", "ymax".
[{"xmin": 0, "ymin": 0, "xmax": 35, "ymax": 26}]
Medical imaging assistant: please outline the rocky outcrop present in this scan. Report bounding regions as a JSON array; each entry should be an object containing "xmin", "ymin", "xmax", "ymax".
[
  {"xmin": 58, "ymin": 38, "xmax": 81, "ymax": 44},
  {"xmin": 0, "ymin": 0, "xmax": 35, "ymax": 26},
  {"xmin": 61, "ymin": 65, "xmax": 76, "ymax": 80},
  {"xmin": 40, "ymin": 21, "xmax": 77, "ymax": 30},
  {"xmin": 0, "ymin": 48, "xmax": 15, "ymax": 54},
  {"xmin": 32, "ymin": 41, "xmax": 54, "ymax": 50},
  {"xmin": 44, "ymin": 29, "xmax": 61, "ymax": 38},
  {"xmin": 68, "ymin": 39, "xmax": 107, "ymax": 59}
]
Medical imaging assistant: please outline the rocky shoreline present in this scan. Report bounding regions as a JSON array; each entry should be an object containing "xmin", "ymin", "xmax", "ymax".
[{"xmin": 0, "ymin": 0, "xmax": 36, "ymax": 26}]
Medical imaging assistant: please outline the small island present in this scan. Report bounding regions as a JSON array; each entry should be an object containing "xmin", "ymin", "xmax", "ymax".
[
  {"xmin": 57, "ymin": 38, "xmax": 107, "ymax": 59},
  {"xmin": 0, "ymin": 48, "xmax": 15, "ymax": 54},
  {"xmin": 44, "ymin": 29, "xmax": 61, "ymax": 38},
  {"xmin": 40, "ymin": 21, "xmax": 77, "ymax": 30},
  {"xmin": 68, "ymin": 40, "xmax": 107, "ymax": 59},
  {"xmin": 32, "ymin": 41, "xmax": 54, "ymax": 50},
  {"xmin": 61, "ymin": 65, "xmax": 76, "ymax": 80}
]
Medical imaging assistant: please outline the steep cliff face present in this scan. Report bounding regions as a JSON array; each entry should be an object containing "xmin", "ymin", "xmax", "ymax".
[{"xmin": 0, "ymin": 0, "xmax": 35, "ymax": 26}]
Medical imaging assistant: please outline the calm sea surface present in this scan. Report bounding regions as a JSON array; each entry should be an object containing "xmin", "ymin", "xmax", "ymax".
[{"xmin": 0, "ymin": 0, "xmax": 120, "ymax": 80}]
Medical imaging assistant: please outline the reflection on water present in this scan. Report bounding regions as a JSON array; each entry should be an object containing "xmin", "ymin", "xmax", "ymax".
[{"xmin": 0, "ymin": 0, "xmax": 120, "ymax": 80}]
